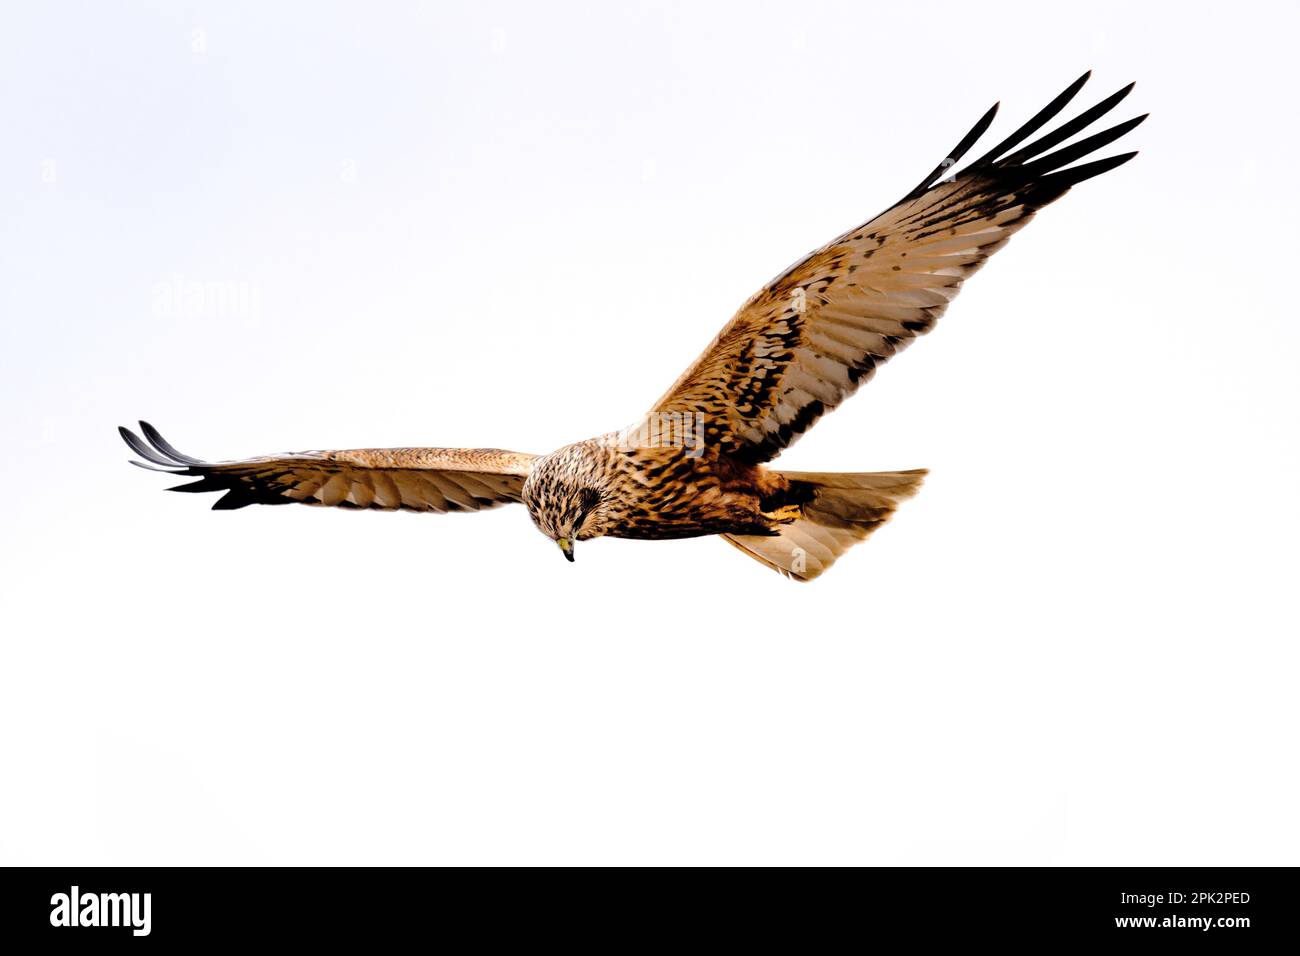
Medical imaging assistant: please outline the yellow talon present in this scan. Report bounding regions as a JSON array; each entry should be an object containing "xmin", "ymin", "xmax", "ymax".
[{"xmin": 762, "ymin": 503, "xmax": 803, "ymax": 523}]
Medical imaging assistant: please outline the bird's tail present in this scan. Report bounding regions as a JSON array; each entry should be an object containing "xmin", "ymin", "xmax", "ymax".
[{"xmin": 721, "ymin": 469, "xmax": 927, "ymax": 582}]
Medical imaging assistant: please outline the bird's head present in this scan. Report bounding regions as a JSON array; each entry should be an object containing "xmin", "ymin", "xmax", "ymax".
[{"xmin": 521, "ymin": 448, "xmax": 612, "ymax": 563}]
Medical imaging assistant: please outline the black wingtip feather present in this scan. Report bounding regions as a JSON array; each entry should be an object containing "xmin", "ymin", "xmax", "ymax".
[
  {"xmin": 968, "ymin": 70, "xmax": 1093, "ymax": 168},
  {"xmin": 902, "ymin": 101, "xmax": 1000, "ymax": 202},
  {"xmin": 125, "ymin": 422, "xmax": 291, "ymax": 510},
  {"xmin": 211, "ymin": 491, "xmax": 251, "ymax": 510},
  {"xmin": 999, "ymin": 82, "xmax": 1138, "ymax": 168},
  {"xmin": 129, "ymin": 459, "xmax": 180, "ymax": 473},
  {"xmin": 119, "ymin": 425, "xmax": 175, "ymax": 467},
  {"xmin": 1020, "ymin": 114, "xmax": 1148, "ymax": 177},
  {"xmin": 1037, "ymin": 150, "xmax": 1140, "ymax": 191},
  {"xmin": 139, "ymin": 420, "xmax": 205, "ymax": 465},
  {"xmin": 894, "ymin": 74, "xmax": 1143, "ymax": 216},
  {"xmin": 168, "ymin": 477, "xmax": 221, "ymax": 493}
]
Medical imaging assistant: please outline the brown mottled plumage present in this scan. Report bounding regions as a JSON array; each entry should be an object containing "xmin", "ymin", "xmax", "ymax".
[{"xmin": 121, "ymin": 73, "xmax": 1144, "ymax": 580}]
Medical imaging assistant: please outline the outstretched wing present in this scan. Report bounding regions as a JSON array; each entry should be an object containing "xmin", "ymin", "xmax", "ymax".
[
  {"xmin": 653, "ymin": 72, "xmax": 1145, "ymax": 464},
  {"xmin": 120, "ymin": 421, "xmax": 536, "ymax": 512}
]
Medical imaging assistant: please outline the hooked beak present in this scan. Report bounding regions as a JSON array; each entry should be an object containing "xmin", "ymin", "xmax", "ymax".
[{"xmin": 556, "ymin": 537, "xmax": 575, "ymax": 562}]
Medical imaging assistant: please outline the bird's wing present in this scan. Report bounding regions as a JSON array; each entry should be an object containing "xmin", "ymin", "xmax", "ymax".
[
  {"xmin": 652, "ymin": 72, "xmax": 1145, "ymax": 464},
  {"xmin": 120, "ymin": 421, "xmax": 536, "ymax": 512}
]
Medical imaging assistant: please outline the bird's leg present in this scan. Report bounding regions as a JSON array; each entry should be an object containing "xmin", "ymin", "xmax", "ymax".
[
  {"xmin": 761, "ymin": 503, "xmax": 803, "ymax": 524},
  {"xmin": 756, "ymin": 477, "xmax": 812, "ymax": 526}
]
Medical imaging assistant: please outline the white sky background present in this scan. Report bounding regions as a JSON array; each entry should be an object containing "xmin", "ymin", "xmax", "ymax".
[{"xmin": 1, "ymin": 0, "xmax": 1297, "ymax": 865}]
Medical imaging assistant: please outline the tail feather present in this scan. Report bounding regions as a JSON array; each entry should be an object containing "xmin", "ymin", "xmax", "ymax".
[{"xmin": 722, "ymin": 469, "xmax": 926, "ymax": 582}]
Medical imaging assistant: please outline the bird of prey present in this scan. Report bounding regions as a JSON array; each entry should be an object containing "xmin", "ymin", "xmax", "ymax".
[{"xmin": 121, "ymin": 73, "xmax": 1144, "ymax": 581}]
